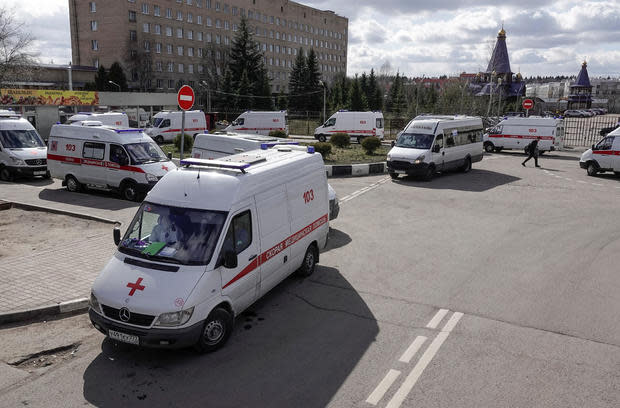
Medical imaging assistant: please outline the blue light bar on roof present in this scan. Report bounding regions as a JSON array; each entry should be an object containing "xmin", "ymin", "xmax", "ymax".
[
  {"xmin": 180, "ymin": 158, "xmax": 252, "ymax": 172},
  {"xmin": 260, "ymin": 142, "xmax": 300, "ymax": 150},
  {"xmin": 114, "ymin": 128, "xmax": 145, "ymax": 133}
]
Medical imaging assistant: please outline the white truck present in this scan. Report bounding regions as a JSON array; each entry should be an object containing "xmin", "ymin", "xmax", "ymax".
[
  {"xmin": 66, "ymin": 112, "xmax": 129, "ymax": 128},
  {"xmin": 88, "ymin": 145, "xmax": 329, "ymax": 351},
  {"xmin": 47, "ymin": 122, "xmax": 176, "ymax": 200},
  {"xmin": 483, "ymin": 117, "xmax": 564, "ymax": 154},
  {"xmin": 224, "ymin": 111, "xmax": 289, "ymax": 136},
  {"xmin": 314, "ymin": 111, "xmax": 384, "ymax": 143},
  {"xmin": 0, "ymin": 110, "xmax": 49, "ymax": 181},
  {"xmin": 146, "ymin": 110, "xmax": 208, "ymax": 144},
  {"xmin": 580, "ymin": 128, "xmax": 620, "ymax": 177}
]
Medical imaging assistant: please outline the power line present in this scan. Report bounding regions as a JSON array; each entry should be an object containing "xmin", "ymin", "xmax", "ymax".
[{"xmin": 209, "ymin": 88, "xmax": 323, "ymax": 98}]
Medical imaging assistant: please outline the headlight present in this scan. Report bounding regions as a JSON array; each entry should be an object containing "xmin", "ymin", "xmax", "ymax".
[
  {"xmin": 9, "ymin": 156, "xmax": 25, "ymax": 166},
  {"xmin": 387, "ymin": 153, "xmax": 392, "ymax": 160},
  {"xmin": 89, "ymin": 292, "xmax": 101, "ymax": 313},
  {"xmin": 145, "ymin": 173, "xmax": 158, "ymax": 182},
  {"xmin": 414, "ymin": 155, "xmax": 425, "ymax": 164},
  {"xmin": 154, "ymin": 307, "xmax": 194, "ymax": 327}
]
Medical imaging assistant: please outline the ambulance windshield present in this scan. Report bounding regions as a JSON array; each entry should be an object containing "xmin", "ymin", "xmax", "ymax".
[
  {"xmin": 395, "ymin": 133, "xmax": 435, "ymax": 149},
  {"xmin": 0, "ymin": 129, "xmax": 45, "ymax": 148},
  {"xmin": 119, "ymin": 202, "xmax": 228, "ymax": 266},
  {"xmin": 124, "ymin": 141, "xmax": 168, "ymax": 164}
]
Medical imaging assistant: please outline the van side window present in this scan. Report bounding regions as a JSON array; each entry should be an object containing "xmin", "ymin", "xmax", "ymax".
[
  {"xmin": 434, "ymin": 134, "xmax": 443, "ymax": 149},
  {"xmin": 221, "ymin": 210, "xmax": 252, "ymax": 255},
  {"xmin": 376, "ymin": 118, "xmax": 384, "ymax": 129},
  {"xmin": 446, "ymin": 132, "xmax": 455, "ymax": 147},
  {"xmin": 83, "ymin": 142, "xmax": 105, "ymax": 160},
  {"xmin": 109, "ymin": 144, "xmax": 130, "ymax": 165},
  {"xmin": 237, "ymin": 118, "xmax": 244, "ymax": 125},
  {"xmin": 324, "ymin": 118, "xmax": 336, "ymax": 127},
  {"xmin": 596, "ymin": 136, "xmax": 614, "ymax": 151},
  {"xmin": 160, "ymin": 119, "xmax": 170, "ymax": 128}
]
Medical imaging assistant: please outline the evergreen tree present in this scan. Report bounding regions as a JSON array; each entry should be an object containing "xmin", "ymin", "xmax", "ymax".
[
  {"xmin": 367, "ymin": 68, "xmax": 383, "ymax": 111},
  {"xmin": 304, "ymin": 48, "xmax": 322, "ymax": 112},
  {"xmin": 277, "ymin": 90, "xmax": 288, "ymax": 110},
  {"xmin": 349, "ymin": 75, "xmax": 368, "ymax": 111},
  {"xmin": 254, "ymin": 67, "xmax": 273, "ymax": 110},
  {"xmin": 288, "ymin": 47, "xmax": 307, "ymax": 111},
  {"xmin": 360, "ymin": 72, "xmax": 369, "ymax": 101},
  {"xmin": 108, "ymin": 62, "xmax": 128, "ymax": 91},
  {"xmin": 228, "ymin": 17, "xmax": 264, "ymax": 91},
  {"xmin": 236, "ymin": 70, "xmax": 252, "ymax": 110},
  {"xmin": 387, "ymin": 73, "xmax": 407, "ymax": 116},
  {"xmin": 219, "ymin": 69, "xmax": 234, "ymax": 113},
  {"xmin": 94, "ymin": 66, "xmax": 109, "ymax": 91}
]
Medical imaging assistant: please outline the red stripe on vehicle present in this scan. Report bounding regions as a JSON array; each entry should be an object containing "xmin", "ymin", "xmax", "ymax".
[
  {"xmin": 327, "ymin": 130, "xmax": 375, "ymax": 134},
  {"xmin": 593, "ymin": 150, "xmax": 620, "ymax": 156},
  {"xmin": 234, "ymin": 127, "xmax": 285, "ymax": 131},
  {"xmin": 488, "ymin": 134, "xmax": 554, "ymax": 140},
  {"xmin": 162, "ymin": 127, "xmax": 207, "ymax": 133},
  {"xmin": 222, "ymin": 214, "xmax": 328, "ymax": 289},
  {"xmin": 47, "ymin": 153, "xmax": 146, "ymax": 173}
]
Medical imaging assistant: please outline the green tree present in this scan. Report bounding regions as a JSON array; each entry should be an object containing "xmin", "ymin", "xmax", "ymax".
[
  {"xmin": 108, "ymin": 61, "xmax": 128, "ymax": 91},
  {"xmin": 367, "ymin": 69, "xmax": 383, "ymax": 111},
  {"xmin": 94, "ymin": 66, "xmax": 109, "ymax": 91},
  {"xmin": 219, "ymin": 69, "xmax": 234, "ymax": 113},
  {"xmin": 386, "ymin": 73, "xmax": 407, "ymax": 116},
  {"xmin": 236, "ymin": 69, "xmax": 252, "ymax": 110},
  {"xmin": 253, "ymin": 67, "xmax": 273, "ymax": 110},
  {"xmin": 277, "ymin": 90, "xmax": 288, "ymax": 110},
  {"xmin": 349, "ymin": 75, "xmax": 368, "ymax": 111},
  {"xmin": 304, "ymin": 48, "xmax": 322, "ymax": 112},
  {"xmin": 288, "ymin": 47, "xmax": 307, "ymax": 111}
]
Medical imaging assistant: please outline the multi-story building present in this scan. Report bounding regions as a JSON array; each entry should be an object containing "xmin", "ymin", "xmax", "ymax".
[{"xmin": 69, "ymin": 0, "xmax": 348, "ymax": 93}]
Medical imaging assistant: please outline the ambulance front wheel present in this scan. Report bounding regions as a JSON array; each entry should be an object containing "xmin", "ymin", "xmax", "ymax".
[
  {"xmin": 154, "ymin": 136, "xmax": 164, "ymax": 144},
  {"xmin": 195, "ymin": 307, "xmax": 233, "ymax": 353},
  {"xmin": 296, "ymin": 244, "xmax": 318, "ymax": 277},
  {"xmin": 0, "ymin": 166, "xmax": 13, "ymax": 182},
  {"xmin": 121, "ymin": 181, "xmax": 139, "ymax": 201},
  {"xmin": 66, "ymin": 175, "xmax": 81, "ymax": 192},
  {"xmin": 587, "ymin": 163, "xmax": 599, "ymax": 177},
  {"xmin": 484, "ymin": 142, "xmax": 495, "ymax": 153},
  {"xmin": 318, "ymin": 134, "xmax": 327, "ymax": 142}
]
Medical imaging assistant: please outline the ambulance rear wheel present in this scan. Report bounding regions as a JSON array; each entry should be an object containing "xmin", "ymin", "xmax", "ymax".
[
  {"xmin": 154, "ymin": 136, "xmax": 164, "ymax": 144},
  {"xmin": 195, "ymin": 307, "xmax": 233, "ymax": 353},
  {"xmin": 357, "ymin": 136, "xmax": 364, "ymax": 144},
  {"xmin": 66, "ymin": 175, "xmax": 80, "ymax": 192},
  {"xmin": 0, "ymin": 166, "xmax": 13, "ymax": 182},
  {"xmin": 121, "ymin": 181, "xmax": 139, "ymax": 201},
  {"xmin": 484, "ymin": 143, "xmax": 494, "ymax": 153},
  {"xmin": 297, "ymin": 245, "xmax": 317, "ymax": 277}
]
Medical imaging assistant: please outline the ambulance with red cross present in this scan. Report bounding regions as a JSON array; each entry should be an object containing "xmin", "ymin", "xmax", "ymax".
[
  {"xmin": 314, "ymin": 110, "xmax": 384, "ymax": 143},
  {"xmin": 145, "ymin": 110, "xmax": 208, "ymax": 144},
  {"xmin": 88, "ymin": 144, "xmax": 329, "ymax": 352},
  {"xmin": 47, "ymin": 122, "xmax": 176, "ymax": 201},
  {"xmin": 483, "ymin": 117, "xmax": 564, "ymax": 154}
]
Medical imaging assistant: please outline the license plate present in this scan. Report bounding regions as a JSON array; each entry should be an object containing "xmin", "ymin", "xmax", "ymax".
[
  {"xmin": 109, "ymin": 329, "xmax": 139, "ymax": 345},
  {"xmin": 34, "ymin": 171, "xmax": 46, "ymax": 175},
  {"xmin": 396, "ymin": 170, "xmax": 406, "ymax": 174}
]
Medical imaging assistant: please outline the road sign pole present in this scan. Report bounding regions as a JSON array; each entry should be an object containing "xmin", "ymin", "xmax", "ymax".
[
  {"xmin": 180, "ymin": 110, "xmax": 186, "ymax": 160},
  {"xmin": 526, "ymin": 108, "xmax": 530, "ymax": 117}
]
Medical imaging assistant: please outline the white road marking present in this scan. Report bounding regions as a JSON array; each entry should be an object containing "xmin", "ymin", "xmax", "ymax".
[
  {"xmin": 564, "ymin": 178, "xmax": 572, "ymax": 181},
  {"xmin": 591, "ymin": 183, "xmax": 603, "ymax": 186},
  {"xmin": 577, "ymin": 180, "xmax": 587, "ymax": 184},
  {"xmin": 386, "ymin": 312, "xmax": 464, "ymax": 408},
  {"xmin": 366, "ymin": 369, "xmax": 401, "ymax": 405},
  {"xmin": 340, "ymin": 176, "xmax": 389, "ymax": 203},
  {"xmin": 426, "ymin": 308, "xmax": 449, "ymax": 329},
  {"xmin": 398, "ymin": 336, "xmax": 427, "ymax": 363}
]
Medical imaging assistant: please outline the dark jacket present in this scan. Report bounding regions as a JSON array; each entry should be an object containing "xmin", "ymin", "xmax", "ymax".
[{"xmin": 528, "ymin": 139, "xmax": 539, "ymax": 155}]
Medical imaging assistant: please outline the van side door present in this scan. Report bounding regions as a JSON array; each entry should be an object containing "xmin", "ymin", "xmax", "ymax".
[
  {"xmin": 256, "ymin": 185, "xmax": 292, "ymax": 296},
  {"xmin": 106, "ymin": 144, "xmax": 131, "ymax": 188},
  {"xmin": 593, "ymin": 136, "xmax": 614, "ymax": 170},
  {"xmin": 219, "ymin": 204, "xmax": 260, "ymax": 313},
  {"xmin": 431, "ymin": 134, "xmax": 444, "ymax": 171},
  {"xmin": 80, "ymin": 141, "xmax": 106, "ymax": 186}
]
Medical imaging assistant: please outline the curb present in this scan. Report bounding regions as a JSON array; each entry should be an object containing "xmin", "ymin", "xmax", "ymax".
[
  {"xmin": 0, "ymin": 298, "xmax": 89, "ymax": 326},
  {"xmin": 2, "ymin": 200, "xmax": 120, "ymax": 225},
  {"xmin": 325, "ymin": 162, "xmax": 387, "ymax": 178}
]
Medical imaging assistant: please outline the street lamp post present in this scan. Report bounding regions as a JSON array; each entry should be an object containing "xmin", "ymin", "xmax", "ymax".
[
  {"xmin": 319, "ymin": 80, "xmax": 326, "ymax": 124},
  {"xmin": 108, "ymin": 80, "xmax": 121, "ymax": 92}
]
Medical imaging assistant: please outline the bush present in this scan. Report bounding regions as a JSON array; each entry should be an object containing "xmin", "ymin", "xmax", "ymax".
[
  {"xmin": 174, "ymin": 133, "xmax": 194, "ymax": 152},
  {"xmin": 361, "ymin": 136, "xmax": 382, "ymax": 155},
  {"xmin": 312, "ymin": 142, "xmax": 332, "ymax": 158},
  {"xmin": 268, "ymin": 129, "xmax": 287, "ymax": 138},
  {"xmin": 330, "ymin": 132, "xmax": 350, "ymax": 148}
]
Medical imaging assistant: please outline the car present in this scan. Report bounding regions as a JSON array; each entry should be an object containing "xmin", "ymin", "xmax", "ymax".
[{"xmin": 563, "ymin": 110, "xmax": 585, "ymax": 117}]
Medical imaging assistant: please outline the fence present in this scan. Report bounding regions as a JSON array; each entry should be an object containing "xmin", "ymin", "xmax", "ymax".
[{"xmin": 562, "ymin": 114, "xmax": 620, "ymax": 147}]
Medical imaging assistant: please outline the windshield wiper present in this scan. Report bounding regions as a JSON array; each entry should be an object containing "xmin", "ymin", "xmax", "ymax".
[{"xmin": 144, "ymin": 253, "xmax": 182, "ymax": 264}]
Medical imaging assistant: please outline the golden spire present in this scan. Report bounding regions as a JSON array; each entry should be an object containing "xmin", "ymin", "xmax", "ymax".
[{"xmin": 498, "ymin": 22, "xmax": 506, "ymax": 37}]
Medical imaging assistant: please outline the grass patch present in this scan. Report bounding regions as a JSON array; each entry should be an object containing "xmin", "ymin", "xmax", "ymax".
[
  {"xmin": 319, "ymin": 144, "xmax": 389, "ymax": 164},
  {"xmin": 160, "ymin": 143, "xmax": 182, "ymax": 159}
]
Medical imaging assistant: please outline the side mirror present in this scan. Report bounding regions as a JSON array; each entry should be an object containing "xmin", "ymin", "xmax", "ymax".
[
  {"xmin": 432, "ymin": 145, "xmax": 441, "ymax": 153},
  {"xmin": 167, "ymin": 152, "xmax": 173, "ymax": 160},
  {"xmin": 113, "ymin": 224, "xmax": 121, "ymax": 246},
  {"xmin": 391, "ymin": 141, "xmax": 395, "ymax": 147},
  {"xmin": 591, "ymin": 144, "xmax": 595, "ymax": 150},
  {"xmin": 223, "ymin": 250, "xmax": 238, "ymax": 269}
]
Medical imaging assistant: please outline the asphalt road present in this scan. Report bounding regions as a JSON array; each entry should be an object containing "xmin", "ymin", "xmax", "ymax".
[{"xmin": 1, "ymin": 149, "xmax": 619, "ymax": 407}]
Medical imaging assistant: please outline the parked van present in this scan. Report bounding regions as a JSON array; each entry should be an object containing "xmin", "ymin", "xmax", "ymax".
[
  {"xmin": 387, "ymin": 115, "xmax": 484, "ymax": 180},
  {"xmin": 88, "ymin": 145, "xmax": 329, "ymax": 351},
  {"xmin": 47, "ymin": 123, "xmax": 176, "ymax": 200},
  {"xmin": 146, "ymin": 110, "xmax": 208, "ymax": 144},
  {"xmin": 580, "ymin": 129, "xmax": 620, "ymax": 177},
  {"xmin": 67, "ymin": 112, "xmax": 129, "ymax": 128},
  {"xmin": 483, "ymin": 117, "xmax": 564, "ymax": 154},
  {"xmin": 191, "ymin": 132, "xmax": 285, "ymax": 160},
  {"xmin": 0, "ymin": 110, "xmax": 49, "ymax": 181},
  {"xmin": 314, "ymin": 111, "xmax": 384, "ymax": 143},
  {"xmin": 224, "ymin": 111, "xmax": 288, "ymax": 136}
]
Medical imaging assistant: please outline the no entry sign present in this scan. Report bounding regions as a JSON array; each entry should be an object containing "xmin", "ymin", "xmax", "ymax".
[
  {"xmin": 177, "ymin": 85, "xmax": 195, "ymax": 110},
  {"xmin": 522, "ymin": 99, "xmax": 534, "ymax": 110}
]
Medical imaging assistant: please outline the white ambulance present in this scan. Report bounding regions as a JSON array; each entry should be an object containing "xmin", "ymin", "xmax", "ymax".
[
  {"xmin": 88, "ymin": 145, "xmax": 329, "ymax": 351},
  {"xmin": 146, "ymin": 110, "xmax": 208, "ymax": 144},
  {"xmin": 67, "ymin": 112, "xmax": 129, "ymax": 128},
  {"xmin": 314, "ymin": 111, "xmax": 385, "ymax": 143},
  {"xmin": 47, "ymin": 122, "xmax": 176, "ymax": 201},
  {"xmin": 483, "ymin": 117, "xmax": 564, "ymax": 154},
  {"xmin": 579, "ymin": 129, "xmax": 620, "ymax": 176},
  {"xmin": 191, "ymin": 132, "xmax": 285, "ymax": 160},
  {"xmin": 224, "ymin": 111, "xmax": 289, "ymax": 136},
  {"xmin": 387, "ymin": 115, "xmax": 484, "ymax": 180},
  {"xmin": 0, "ymin": 110, "xmax": 49, "ymax": 181}
]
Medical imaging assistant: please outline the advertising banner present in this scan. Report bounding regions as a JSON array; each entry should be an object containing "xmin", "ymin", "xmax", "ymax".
[{"xmin": 0, "ymin": 89, "xmax": 99, "ymax": 106}]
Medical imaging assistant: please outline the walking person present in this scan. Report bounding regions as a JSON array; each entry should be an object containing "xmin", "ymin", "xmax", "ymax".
[{"xmin": 522, "ymin": 137, "xmax": 541, "ymax": 167}]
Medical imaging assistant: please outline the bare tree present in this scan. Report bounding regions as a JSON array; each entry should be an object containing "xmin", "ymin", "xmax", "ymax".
[
  {"xmin": 0, "ymin": 7, "xmax": 37, "ymax": 85},
  {"xmin": 124, "ymin": 41, "xmax": 153, "ymax": 92}
]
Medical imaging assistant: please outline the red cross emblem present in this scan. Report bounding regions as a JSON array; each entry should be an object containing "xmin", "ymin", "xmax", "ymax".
[
  {"xmin": 126, "ymin": 277, "xmax": 145, "ymax": 296},
  {"xmin": 162, "ymin": 164, "xmax": 169, "ymax": 171}
]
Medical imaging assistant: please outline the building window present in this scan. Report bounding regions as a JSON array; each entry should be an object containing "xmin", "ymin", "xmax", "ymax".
[
  {"xmin": 167, "ymin": 44, "xmax": 172, "ymax": 54},
  {"xmin": 155, "ymin": 61, "xmax": 162, "ymax": 71},
  {"xmin": 206, "ymin": 17, "xmax": 212, "ymax": 26},
  {"xmin": 168, "ymin": 79, "xmax": 174, "ymax": 88},
  {"xmin": 177, "ymin": 28, "xmax": 183, "ymax": 38},
  {"xmin": 154, "ymin": 5, "xmax": 160, "ymax": 16},
  {"xmin": 215, "ymin": 34, "xmax": 220, "ymax": 44},
  {"xmin": 223, "ymin": 4, "xmax": 229, "ymax": 13},
  {"xmin": 141, "ymin": 3, "xmax": 149, "ymax": 14},
  {"xmin": 154, "ymin": 24, "xmax": 161, "ymax": 34},
  {"xmin": 177, "ymin": 11, "xmax": 183, "ymax": 20},
  {"xmin": 187, "ymin": 13, "xmax": 193, "ymax": 23},
  {"xmin": 197, "ymin": 15, "xmax": 202, "ymax": 25},
  {"xmin": 129, "ymin": 10, "xmax": 136, "ymax": 21},
  {"xmin": 144, "ymin": 40, "xmax": 150, "ymax": 51},
  {"xmin": 157, "ymin": 79, "xmax": 163, "ymax": 89},
  {"xmin": 198, "ymin": 48, "xmax": 203, "ymax": 57},
  {"xmin": 155, "ymin": 42, "xmax": 162, "ymax": 53},
  {"xmin": 188, "ymin": 64, "xmax": 194, "ymax": 74},
  {"xmin": 166, "ymin": 26, "xmax": 172, "ymax": 36},
  {"xmin": 224, "ymin": 36, "xmax": 229, "ymax": 45},
  {"xmin": 224, "ymin": 21, "xmax": 229, "ymax": 30},
  {"xmin": 206, "ymin": 32, "xmax": 212, "ymax": 42},
  {"xmin": 196, "ymin": 0, "xmax": 202, "ymax": 7},
  {"xmin": 187, "ymin": 0, "xmax": 193, "ymax": 4},
  {"xmin": 143, "ymin": 23, "xmax": 150, "ymax": 33},
  {"xmin": 167, "ymin": 62, "xmax": 174, "ymax": 72},
  {"xmin": 198, "ymin": 64, "xmax": 203, "ymax": 73},
  {"xmin": 90, "ymin": 21, "xmax": 97, "ymax": 31},
  {"xmin": 233, "ymin": 23, "xmax": 238, "ymax": 31},
  {"xmin": 89, "ymin": 2, "xmax": 96, "ymax": 12},
  {"xmin": 188, "ymin": 47, "xmax": 194, "ymax": 57},
  {"xmin": 215, "ymin": 2, "xmax": 220, "ymax": 11},
  {"xmin": 197, "ymin": 32, "xmax": 203, "ymax": 41},
  {"xmin": 166, "ymin": 8, "xmax": 172, "ymax": 18},
  {"xmin": 91, "ymin": 40, "xmax": 98, "ymax": 50},
  {"xmin": 178, "ymin": 63, "xmax": 184, "ymax": 73},
  {"xmin": 216, "ymin": 19, "xmax": 221, "ymax": 28},
  {"xmin": 206, "ymin": 0, "xmax": 211, "ymax": 8},
  {"xmin": 129, "ymin": 30, "xmax": 137, "ymax": 40},
  {"xmin": 187, "ymin": 30, "xmax": 193, "ymax": 40},
  {"xmin": 177, "ymin": 46, "xmax": 183, "ymax": 55},
  {"xmin": 93, "ymin": 58, "xmax": 99, "ymax": 68}
]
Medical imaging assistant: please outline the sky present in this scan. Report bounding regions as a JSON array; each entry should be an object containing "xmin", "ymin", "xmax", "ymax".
[{"xmin": 3, "ymin": 0, "xmax": 620, "ymax": 79}]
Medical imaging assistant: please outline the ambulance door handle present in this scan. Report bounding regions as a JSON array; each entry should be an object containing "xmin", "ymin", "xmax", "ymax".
[{"xmin": 248, "ymin": 254, "xmax": 257, "ymax": 261}]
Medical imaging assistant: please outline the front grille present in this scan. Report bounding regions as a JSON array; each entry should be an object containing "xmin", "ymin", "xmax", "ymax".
[
  {"xmin": 101, "ymin": 304, "xmax": 155, "ymax": 327},
  {"xmin": 25, "ymin": 158, "xmax": 47, "ymax": 166},
  {"xmin": 388, "ymin": 160, "xmax": 412, "ymax": 171}
]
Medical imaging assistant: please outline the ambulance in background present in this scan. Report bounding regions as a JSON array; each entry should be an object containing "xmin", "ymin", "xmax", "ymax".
[
  {"xmin": 483, "ymin": 117, "xmax": 564, "ymax": 154},
  {"xmin": 67, "ymin": 112, "xmax": 129, "ymax": 128},
  {"xmin": 146, "ymin": 110, "xmax": 208, "ymax": 144},
  {"xmin": 47, "ymin": 122, "xmax": 176, "ymax": 201},
  {"xmin": 88, "ymin": 145, "xmax": 329, "ymax": 352},
  {"xmin": 224, "ymin": 111, "xmax": 288, "ymax": 136},
  {"xmin": 580, "ymin": 128, "xmax": 620, "ymax": 177},
  {"xmin": 0, "ymin": 110, "xmax": 49, "ymax": 181},
  {"xmin": 191, "ymin": 133, "xmax": 285, "ymax": 160},
  {"xmin": 314, "ymin": 111, "xmax": 384, "ymax": 143}
]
